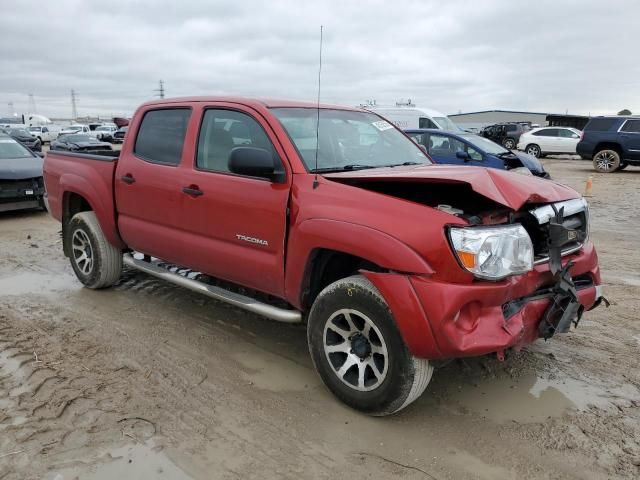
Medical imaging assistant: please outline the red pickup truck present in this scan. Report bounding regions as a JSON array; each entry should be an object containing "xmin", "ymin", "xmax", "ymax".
[{"xmin": 44, "ymin": 97, "xmax": 605, "ymax": 415}]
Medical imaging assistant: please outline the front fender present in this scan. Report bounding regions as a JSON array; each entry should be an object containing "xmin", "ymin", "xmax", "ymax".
[
  {"xmin": 60, "ymin": 173, "xmax": 124, "ymax": 249},
  {"xmin": 285, "ymin": 218, "xmax": 433, "ymax": 308}
]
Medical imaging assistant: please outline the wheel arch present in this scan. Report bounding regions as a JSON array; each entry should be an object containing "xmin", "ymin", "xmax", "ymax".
[
  {"xmin": 286, "ymin": 218, "xmax": 434, "ymax": 310},
  {"xmin": 594, "ymin": 142, "xmax": 623, "ymax": 156}
]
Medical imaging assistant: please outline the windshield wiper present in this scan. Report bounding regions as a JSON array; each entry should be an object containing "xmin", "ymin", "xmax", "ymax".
[
  {"xmin": 383, "ymin": 161, "xmax": 424, "ymax": 167},
  {"xmin": 311, "ymin": 164, "xmax": 377, "ymax": 173}
]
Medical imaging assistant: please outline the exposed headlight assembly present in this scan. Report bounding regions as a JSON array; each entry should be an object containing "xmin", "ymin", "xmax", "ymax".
[{"xmin": 449, "ymin": 225, "xmax": 533, "ymax": 280}]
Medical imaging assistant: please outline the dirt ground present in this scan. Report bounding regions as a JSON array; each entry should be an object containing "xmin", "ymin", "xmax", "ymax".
[{"xmin": 1, "ymin": 159, "xmax": 638, "ymax": 480}]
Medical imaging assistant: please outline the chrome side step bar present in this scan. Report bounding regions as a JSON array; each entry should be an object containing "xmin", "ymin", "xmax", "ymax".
[{"xmin": 122, "ymin": 253, "xmax": 302, "ymax": 324}]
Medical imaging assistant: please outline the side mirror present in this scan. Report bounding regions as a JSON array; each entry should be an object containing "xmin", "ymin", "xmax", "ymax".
[
  {"xmin": 228, "ymin": 147, "xmax": 283, "ymax": 182},
  {"xmin": 456, "ymin": 151, "xmax": 471, "ymax": 161}
]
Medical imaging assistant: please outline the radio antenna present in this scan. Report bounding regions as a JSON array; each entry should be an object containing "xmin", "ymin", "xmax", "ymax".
[{"xmin": 312, "ymin": 25, "xmax": 323, "ymax": 189}]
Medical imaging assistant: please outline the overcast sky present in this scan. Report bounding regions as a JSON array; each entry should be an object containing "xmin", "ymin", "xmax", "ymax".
[{"xmin": 1, "ymin": 0, "xmax": 638, "ymax": 119}]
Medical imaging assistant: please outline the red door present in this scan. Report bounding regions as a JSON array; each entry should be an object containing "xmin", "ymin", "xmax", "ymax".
[{"xmin": 171, "ymin": 103, "xmax": 291, "ymax": 297}]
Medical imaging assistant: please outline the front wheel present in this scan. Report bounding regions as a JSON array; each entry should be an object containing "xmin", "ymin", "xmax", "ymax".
[
  {"xmin": 526, "ymin": 144, "xmax": 542, "ymax": 158},
  {"xmin": 66, "ymin": 211, "xmax": 122, "ymax": 289},
  {"xmin": 503, "ymin": 137, "xmax": 516, "ymax": 149},
  {"xmin": 307, "ymin": 275, "xmax": 433, "ymax": 416},
  {"xmin": 593, "ymin": 149, "xmax": 621, "ymax": 173}
]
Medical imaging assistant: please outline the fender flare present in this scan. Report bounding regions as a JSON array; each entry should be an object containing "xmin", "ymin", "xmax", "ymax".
[
  {"xmin": 285, "ymin": 218, "xmax": 433, "ymax": 308},
  {"xmin": 60, "ymin": 173, "xmax": 125, "ymax": 249}
]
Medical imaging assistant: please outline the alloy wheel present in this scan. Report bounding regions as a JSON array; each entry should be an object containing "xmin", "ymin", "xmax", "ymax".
[
  {"xmin": 594, "ymin": 151, "xmax": 617, "ymax": 171},
  {"xmin": 323, "ymin": 308, "xmax": 388, "ymax": 391},
  {"xmin": 72, "ymin": 229, "xmax": 94, "ymax": 275}
]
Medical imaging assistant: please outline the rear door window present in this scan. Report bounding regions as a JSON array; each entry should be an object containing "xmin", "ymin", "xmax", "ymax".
[
  {"xmin": 620, "ymin": 119, "xmax": 640, "ymax": 133},
  {"xmin": 533, "ymin": 128, "xmax": 559, "ymax": 137},
  {"xmin": 134, "ymin": 108, "xmax": 191, "ymax": 165}
]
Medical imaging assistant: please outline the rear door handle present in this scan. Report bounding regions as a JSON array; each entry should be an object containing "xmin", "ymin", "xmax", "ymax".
[
  {"xmin": 121, "ymin": 174, "xmax": 135, "ymax": 184},
  {"xmin": 182, "ymin": 186, "xmax": 203, "ymax": 197}
]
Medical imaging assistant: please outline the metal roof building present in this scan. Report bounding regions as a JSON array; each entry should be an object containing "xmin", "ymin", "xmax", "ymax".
[{"xmin": 448, "ymin": 110, "xmax": 549, "ymax": 130}]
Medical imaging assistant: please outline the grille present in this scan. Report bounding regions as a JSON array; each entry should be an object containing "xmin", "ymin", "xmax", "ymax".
[{"xmin": 521, "ymin": 198, "xmax": 588, "ymax": 264}]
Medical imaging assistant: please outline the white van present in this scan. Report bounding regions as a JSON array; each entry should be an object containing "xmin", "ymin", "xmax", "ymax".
[{"xmin": 365, "ymin": 105, "xmax": 461, "ymax": 131}]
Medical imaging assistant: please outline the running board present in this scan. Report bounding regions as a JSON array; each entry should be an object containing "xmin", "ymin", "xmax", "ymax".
[{"xmin": 122, "ymin": 253, "xmax": 302, "ymax": 324}]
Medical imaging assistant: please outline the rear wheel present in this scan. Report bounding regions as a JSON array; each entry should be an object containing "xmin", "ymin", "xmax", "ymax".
[
  {"xmin": 593, "ymin": 149, "xmax": 621, "ymax": 173},
  {"xmin": 66, "ymin": 211, "xmax": 122, "ymax": 289},
  {"xmin": 307, "ymin": 275, "xmax": 433, "ymax": 416},
  {"xmin": 525, "ymin": 144, "xmax": 541, "ymax": 158}
]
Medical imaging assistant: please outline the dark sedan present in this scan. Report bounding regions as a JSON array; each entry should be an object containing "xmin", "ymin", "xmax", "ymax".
[
  {"xmin": 0, "ymin": 134, "xmax": 45, "ymax": 212},
  {"xmin": 112, "ymin": 126, "xmax": 128, "ymax": 144},
  {"xmin": 1, "ymin": 127, "xmax": 42, "ymax": 152},
  {"xmin": 50, "ymin": 134, "xmax": 113, "ymax": 152}
]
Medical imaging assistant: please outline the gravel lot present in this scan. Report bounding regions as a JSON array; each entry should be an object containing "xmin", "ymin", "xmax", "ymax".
[{"xmin": 0, "ymin": 159, "xmax": 638, "ymax": 479}]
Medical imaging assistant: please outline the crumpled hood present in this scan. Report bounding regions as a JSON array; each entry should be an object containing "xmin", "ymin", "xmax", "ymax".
[
  {"xmin": 324, "ymin": 164, "xmax": 578, "ymax": 210},
  {"xmin": 0, "ymin": 156, "xmax": 44, "ymax": 180}
]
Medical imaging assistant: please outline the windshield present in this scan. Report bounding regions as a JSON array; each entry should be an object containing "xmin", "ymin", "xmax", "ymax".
[
  {"xmin": 433, "ymin": 116, "xmax": 461, "ymax": 131},
  {"xmin": 271, "ymin": 108, "xmax": 431, "ymax": 171},
  {"xmin": 460, "ymin": 134, "xmax": 510, "ymax": 155},
  {"xmin": 0, "ymin": 137, "xmax": 33, "ymax": 159},
  {"xmin": 62, "ymin": 134, "xmax": 92, "ymax": 143}
]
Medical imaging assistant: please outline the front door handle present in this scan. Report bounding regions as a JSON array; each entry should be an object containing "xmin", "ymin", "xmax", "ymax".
[
  {"xmin": 121, "ymin": 174, "xmax": 135, "ymax": 184},
  {"xmin": 182, "ymin": 186, "xmax": 203, "ymax": 197}
]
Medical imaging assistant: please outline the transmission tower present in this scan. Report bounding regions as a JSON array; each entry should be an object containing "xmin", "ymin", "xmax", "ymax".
[
  {"xmin": 154, "ymin": 80, "xmax": 165, "ymax": 99},
  {"xmin": 28, "ymin": 93, "xmax": 36, "ymax": 113},
  {"xmin": 71, "ymin": 89, "xmax": 78, "ymax": 120}
]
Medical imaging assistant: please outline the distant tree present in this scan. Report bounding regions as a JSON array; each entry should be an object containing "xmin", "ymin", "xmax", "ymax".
[{"xmin": 618, "ymin": 109, "xmax": 632, "ymax": 115}]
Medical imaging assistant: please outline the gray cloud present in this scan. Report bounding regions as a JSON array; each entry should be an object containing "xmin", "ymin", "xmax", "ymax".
[{"xmin": 1, "ymin": 0, "xmax": 638, "ymax": 119}]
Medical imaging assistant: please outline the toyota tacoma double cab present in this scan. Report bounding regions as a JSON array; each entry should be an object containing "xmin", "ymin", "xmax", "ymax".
[
  {"xmin": 577, "ymin": 116, "xmax": 640, "ymax": 172},
  {"xmin": 44, "ymin": 97, "xmax": 606, "ymax": 415}
]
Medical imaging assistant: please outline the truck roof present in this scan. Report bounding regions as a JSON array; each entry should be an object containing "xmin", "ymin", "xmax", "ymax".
[{"xmin": 140, "ymin": 96, "xmax": 365, "ymax": 112}]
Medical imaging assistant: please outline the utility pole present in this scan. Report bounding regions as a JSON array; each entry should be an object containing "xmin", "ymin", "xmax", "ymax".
[
  {"xmin": 154, "ymin": 80, "xmax": 165, "ymax": 99},
  {"xmin": 71, "ymin": 89, "xmax": 78, "ymax": 120},
  {"xmin": 28, "ymin": 93, "xmax": 36, "ymax": 113}
]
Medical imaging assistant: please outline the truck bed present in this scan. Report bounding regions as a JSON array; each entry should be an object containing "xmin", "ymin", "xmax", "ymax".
[{"xmin": 43, "ymin": 149, "xmax": 124, "ymax": 249}]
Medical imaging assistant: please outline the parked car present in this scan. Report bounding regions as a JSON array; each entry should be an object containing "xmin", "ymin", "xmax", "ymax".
[
  {"xmin": 50, "ymin": 134, "xmax": 113, "ymax": 152},
  {"xmin": 366, "ymin": 105, "xmax": 461, "ymax": 131},
  {"xmin": 112, "ymin": 126, "xmax": 128, "ymax": 144},
  {"xmin": 0, "ymin": 134, "xmax": 45, "ymax": 212},
  {"xmin": 1, "ymin": 127, "xmax": 42, "ymax": 152},
  {"xmin": 481, "ymin": 123, "xmax": 530, "ymax": 150},
  {"xmin": 58, "ymin": 124, "xmax": 91, "ymax": 137},
  {"xmin": 576, "ymin": 116, "xmax": 640, "ymax": 172},
  {"xmin": 44, "ymin": 96, "xmax": 605, "ymax": 415},
  {"xmin": 405, "ymin": 129, "xmax": 549, "ymax": 178},
  {"xmin": 94, "ymin": 125, "xmax": 118, "ymax": 142},
  {"xmin": 517, "ymin": 127, "xmax": 582, "ymax": 158},
  {"xmin": 27, "ymin": 125, "xmax": 60, "ymax": 144}
]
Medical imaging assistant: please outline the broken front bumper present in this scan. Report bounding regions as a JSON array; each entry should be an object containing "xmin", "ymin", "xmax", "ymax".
[{"xmin": 363, "ymin": 241, "xmax": 605, "ymax": 360}]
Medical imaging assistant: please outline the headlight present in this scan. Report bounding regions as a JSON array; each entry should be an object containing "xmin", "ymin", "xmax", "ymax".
[{"xmin": 449, "ymin": 225, "xmax": 533, "ymax": 280}]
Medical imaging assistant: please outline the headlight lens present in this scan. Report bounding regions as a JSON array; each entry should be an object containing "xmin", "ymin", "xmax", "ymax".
[{"xmin": 449, "ymin": 225, "xmax": 533, "ymax": 280}]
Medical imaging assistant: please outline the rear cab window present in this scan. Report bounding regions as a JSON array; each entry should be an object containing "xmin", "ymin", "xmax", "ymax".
[{"xmin": 134, "ymin": 108, "xmax": 191, "ymax": 165}]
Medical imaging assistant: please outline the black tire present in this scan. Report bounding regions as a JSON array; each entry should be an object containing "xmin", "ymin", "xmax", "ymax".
[
  {"xmin": 525, "ymin": 144, "xmax": 542, "ymax": 158},
  {"xmin": 66, "ymin": 211, "xmax": 122, "ymax": 289},
  {"xmin": 593, "ymin": 149, "xmax": 621, "ymax": 173},
  {"xmin": 502, "ymin": 137, "xmax": 516, "ymax": 149},
  {"xmin": 307, "ymin": 275, "xmax": 433, "ymax": 416}
]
